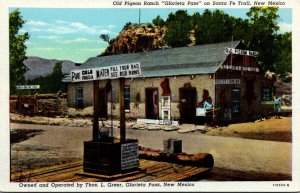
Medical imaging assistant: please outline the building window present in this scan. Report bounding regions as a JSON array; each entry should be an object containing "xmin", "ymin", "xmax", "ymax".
[
  {"xmin": 76, "ymin": 88, "xmax": 83, "ymax": 109},
  {"xmin": 261, "ymin": 88, "xmax": 272, "ymax": 101},
  {"xmin": 124, "ymin": 86, "xmax": 130, "ymax": 112},
  {"xmin": 232, "ymin": 89, "xmax": 240, "ymax": 113}
]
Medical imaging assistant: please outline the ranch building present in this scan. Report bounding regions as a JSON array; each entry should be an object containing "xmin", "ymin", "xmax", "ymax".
[{"xmin": 66, "ymin": 41, "xmax": 274, "ymax": 124}]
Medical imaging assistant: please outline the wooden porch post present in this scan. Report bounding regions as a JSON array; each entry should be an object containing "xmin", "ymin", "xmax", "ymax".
[
  {"xmin": 119, "ymin": 78, "xmax": 126, "ymax": 142},
  {"xmin": 93, "ymin": 80, "xmax": 99, "ymax": 141}
]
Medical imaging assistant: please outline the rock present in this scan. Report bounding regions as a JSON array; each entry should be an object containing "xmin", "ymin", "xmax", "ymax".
[
  {"xmin": 163, "ymin": 126, "xmax": 179, "ymax": 132},
  {"xmin": 177, "ymin": 128, "xmax": 196, "ymax": 133},
  {"xmin": 147, "ymin": 125, "xmax": 161, "ymax": 131},
  {"xmin": 131, "ymin": 124, "xmax": 147, "ymax": 130}
]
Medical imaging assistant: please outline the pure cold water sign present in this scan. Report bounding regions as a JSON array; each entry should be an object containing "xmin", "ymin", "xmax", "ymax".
[{"xmin": 71, "ymin": 62, "xmax": 141, "ymax": 82}]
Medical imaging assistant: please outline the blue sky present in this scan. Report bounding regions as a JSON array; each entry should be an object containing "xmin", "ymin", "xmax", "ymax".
[{"xmin": 12, "ymin": 8, "xmax": 292, "ymax": 63}]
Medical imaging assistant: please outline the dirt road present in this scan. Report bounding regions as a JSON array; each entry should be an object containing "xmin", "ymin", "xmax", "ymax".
[{"xmin": 10, "ymin": 123, "xmax": 291, "ymax": 181}]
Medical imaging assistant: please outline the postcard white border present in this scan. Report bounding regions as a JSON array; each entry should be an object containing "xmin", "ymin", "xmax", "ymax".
[{"xmin": 0, "ymin": 0, "xmax": 299, "ymax": 192}]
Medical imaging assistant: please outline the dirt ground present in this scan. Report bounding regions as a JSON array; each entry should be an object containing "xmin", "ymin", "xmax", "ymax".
[
  {"xmin": 9, "ymin": 113, "xmax": 292, "ymax": 181},
  {"xmin": 10, "ymin": 113, "xmax": 292, "ymax": 142},
  {"xmin": 206, "ymin": 116, "xmax": 291, "ymax": 142}
]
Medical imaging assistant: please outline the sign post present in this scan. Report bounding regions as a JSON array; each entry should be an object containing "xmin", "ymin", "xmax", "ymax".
[
  {"xmin": 119, "ymin": 78, "xmax": 126, "ymax": 142},
  {"xmin": 93, "ymin": 80, "xmax": 99, "ymax": 141},
  {"xmin": 72, "ymin": 62, "xmax": 142, "ymax": 175}
]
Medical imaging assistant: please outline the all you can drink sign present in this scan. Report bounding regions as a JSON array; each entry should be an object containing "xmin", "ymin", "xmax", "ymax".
[{"xmin": 71, "ymin": 62, "xmax": 141, "ymax": 82}]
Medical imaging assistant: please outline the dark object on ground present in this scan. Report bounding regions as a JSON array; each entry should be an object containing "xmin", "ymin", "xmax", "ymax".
[{"xmin": 139, "ymin": 147, "xmax": 214, "ymax": 168}]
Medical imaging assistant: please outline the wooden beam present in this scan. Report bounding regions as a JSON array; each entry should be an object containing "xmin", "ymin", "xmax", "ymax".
[
  {"xmin": 93, "ymin": 80, "xmax": 99, "ymax": 141},
  {"xmin": 119, "ymin": 78, "xmax": 126, "ymax": 142}
]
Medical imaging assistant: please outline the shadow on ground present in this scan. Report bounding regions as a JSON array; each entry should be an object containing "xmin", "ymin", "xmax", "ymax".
[{"xmin": 10, "ymin": 129, "xmax": 44, "ymax": 145}]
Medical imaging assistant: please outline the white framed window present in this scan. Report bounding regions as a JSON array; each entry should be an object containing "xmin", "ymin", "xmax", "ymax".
[
  {"xmin": 261, "ymin": 88, "xmax": 272, "ymax": 101},
  {"xmin": 232, "ymin": 89, "xmax": 240, "ymax": 113},
  {"xmin": 76, "ymin": 88, "xmax": 83, "ymax": 109}
]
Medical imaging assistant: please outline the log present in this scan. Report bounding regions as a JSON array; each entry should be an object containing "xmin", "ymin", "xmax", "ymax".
[{"xmin": 139, "ymin": 147, "xmax": 214, "ymax": 169}]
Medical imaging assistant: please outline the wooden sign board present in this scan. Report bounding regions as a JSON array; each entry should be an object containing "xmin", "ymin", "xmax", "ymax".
[
  {"xmin": 196, "ymin": 107, "xmax": 206, "ymax": 116},
  {"xmin": 225, "ymin": 47, "xmax": 259, "ymax": 57},
  {"xmin": 215, "ymin": 79, "xmax": 241, "ymax": 85},
  {"xmin": 121, "ymin": 142, "xmax": 139, "ymax": 170},
  {"xmin": 71, "ymin": 62, "xmax": 141, "ymax": 82},
  {"xmin": 16, "ymin": 85, "xmax": 40, "ymax": 89}
]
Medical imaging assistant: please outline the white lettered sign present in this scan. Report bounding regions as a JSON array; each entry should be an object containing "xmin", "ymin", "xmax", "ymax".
[
  {"xmin": 225, "ymin": 47, "xmax": 259, "ymax": 57},
  {"xmin": 16, "ymin": 85, "xmax": 40, "ymax": 89},
  {"xmin": 121, "ymin": 142, "xmax": 139, "ymax": 170},
  {"xmin": 215, "ymin": 79, "xmax": 241, "ymax": 85},
  {"xmin": 71, "ymin": 62, "xmax": 141, "ymax": 82}
]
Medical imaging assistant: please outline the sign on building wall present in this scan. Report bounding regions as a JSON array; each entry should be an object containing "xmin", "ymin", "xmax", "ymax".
[
  {"xmin": 220, "ymin": 65, "xmax": 259, "ymax": 72},
  {"xmin": 196, "ymin": 107, "xmax": 206, "ymax": 116},
  {"xmin": 71, "ymin": 62, "xmax": 142, "ymax": 82},
  {"xmin": 215, "ymin": 79, "xmax": 241, "ymax": 85},
  {"xmin": 120, "ymin": 142, "xmax": 139, "ymax": 170},
  {"xmin": 16, "ymin": 85, "xmax": 40, "ymax": 89},
  {"xmin": 225, "ymin": 47, "xmax": 259, "ymax": 57}
]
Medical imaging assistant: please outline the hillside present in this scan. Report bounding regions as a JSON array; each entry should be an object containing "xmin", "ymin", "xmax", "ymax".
[{"xmin": 24, "ymin": 56, "xmax": 77, "ymax": 80}]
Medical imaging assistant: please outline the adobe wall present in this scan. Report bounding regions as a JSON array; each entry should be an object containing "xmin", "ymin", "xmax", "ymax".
[{"xmin": 67, "ymin": 75, "xmax": 215, "ymax": 120}]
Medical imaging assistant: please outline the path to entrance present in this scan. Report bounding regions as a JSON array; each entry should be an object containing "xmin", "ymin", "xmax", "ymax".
[{"xmin": 10, "ymin": 123, "xmax": 291, "ymax": 179}]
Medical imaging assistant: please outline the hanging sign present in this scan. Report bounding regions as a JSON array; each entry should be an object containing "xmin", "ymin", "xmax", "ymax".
[
  {"xmin": 225, "ymin": 47, "xmax": 259, "ymax": 57},
  {"xmin": 71, "ymin": 62, "xmax": 141, "ymax": 82},
  {"xmin": 16, "ymin": 85, "xmax": 40, "ymax": 89}
]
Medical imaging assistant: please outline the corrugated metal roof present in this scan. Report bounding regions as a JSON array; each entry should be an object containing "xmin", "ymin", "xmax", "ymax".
[{"xmin": 76, "ymin": 41, "xmax": 240, "ymax": 78}]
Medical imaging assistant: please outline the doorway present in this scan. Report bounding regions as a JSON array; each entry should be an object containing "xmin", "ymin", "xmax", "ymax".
[
  {"xmin": 179, "ymin": 87, "xmax": 197, "ymax": 123},
  {"xmin": 145, "ymin": 88, "xmax": 159, "ymax": 119},
  {"xmin": 99, "ymin": 88, "xmax": 108, "ymax": 118}
]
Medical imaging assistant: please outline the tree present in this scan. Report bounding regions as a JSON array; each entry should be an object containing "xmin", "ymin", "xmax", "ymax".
[
  {"xmin": 246, "ymin": 7, "xmax": 280, "ymax": 73},
  {"xmin": 164, "ymin": 10, "xmax": 192, "ymax": 47},
  {"xmin": 27, "ymin": 62, "xmax": 67, "ymax": 94},
  {"xmin": 9, "ymin": 9, "xmax": 29, "ymax": 94},
  {"xmin": 273, "ymin": 32, "xmax": 292, "ymax": 80},
  {"xmin": 50, "ymin": 62, "xmax": 64, "ymax": 93},
  {"xmin": 194, "ymin": 9, "xmax": 234, "ymax": 45},
  {"xmin": 152, "ymin": 15, "xmax": 165, "ymax": 27},
  {"xmin": 99, "ymin": 34, "xmax": 110, "ymax": 43}
]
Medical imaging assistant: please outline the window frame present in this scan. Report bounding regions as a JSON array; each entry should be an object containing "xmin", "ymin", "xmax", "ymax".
[
  {"xmin": 231, "ymin": 88, "xmax": 241, "ymax": 113},
  {"xmin": 261, "ymin": 87, "xmax": 273, "ymax": 101},
  {"xmin": 76, "ymin": 87, "xmax": 83, "ymax": 109},
  {"xmin": 124, "ymin": 86, "xmax": 130, "ymax": 112}
]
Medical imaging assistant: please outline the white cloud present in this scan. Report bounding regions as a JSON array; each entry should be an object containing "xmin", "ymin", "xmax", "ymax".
[
  {"xmin": 54, "ymin": 20, "xmax": 68, "ymax": 24},
  {"xmin": 30, "ymin": 28, "xmax": 42, "ymax": 32},
  {"xmin": 25, "ymin": 19, "xmax": 116, "ymax": 37},
  {"xmin": 47, "ymin": 26, "xmax": 76, "ymax": 34},
  {"xmin": 70, "ymin": 22, "xmax": 98, "ymax": 35},
  {"xmin": 31, "ymin": 47, "xmax": 62, "ymax": 51},
  {"xmin": 25, "ymin": 41, "xmax": 37, "ymax": 45},
  {"xmin": 108, "ymin": 24, "xmax": 116, "ymax": 29},
  {"xmin": 27, "ymin": 20, "xmax": 47, "ymax": 26},
  {"xmin": 278, "ymin": 23, "xmax": 292, "ymax": 33},
  {"xmin": 58, "ymin": 37, "xmax": 98, "ymax": 44},
  {"xmin": 38, "ymin": 35, "xmax": 62, "ymax": 40},
  {"xmin": 99, "ymin": 29, "xmax": 111, "ymax": 34},
  {"xmin": 79, "ymin": 48, "xmax": 101, "ymax": 51}
]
